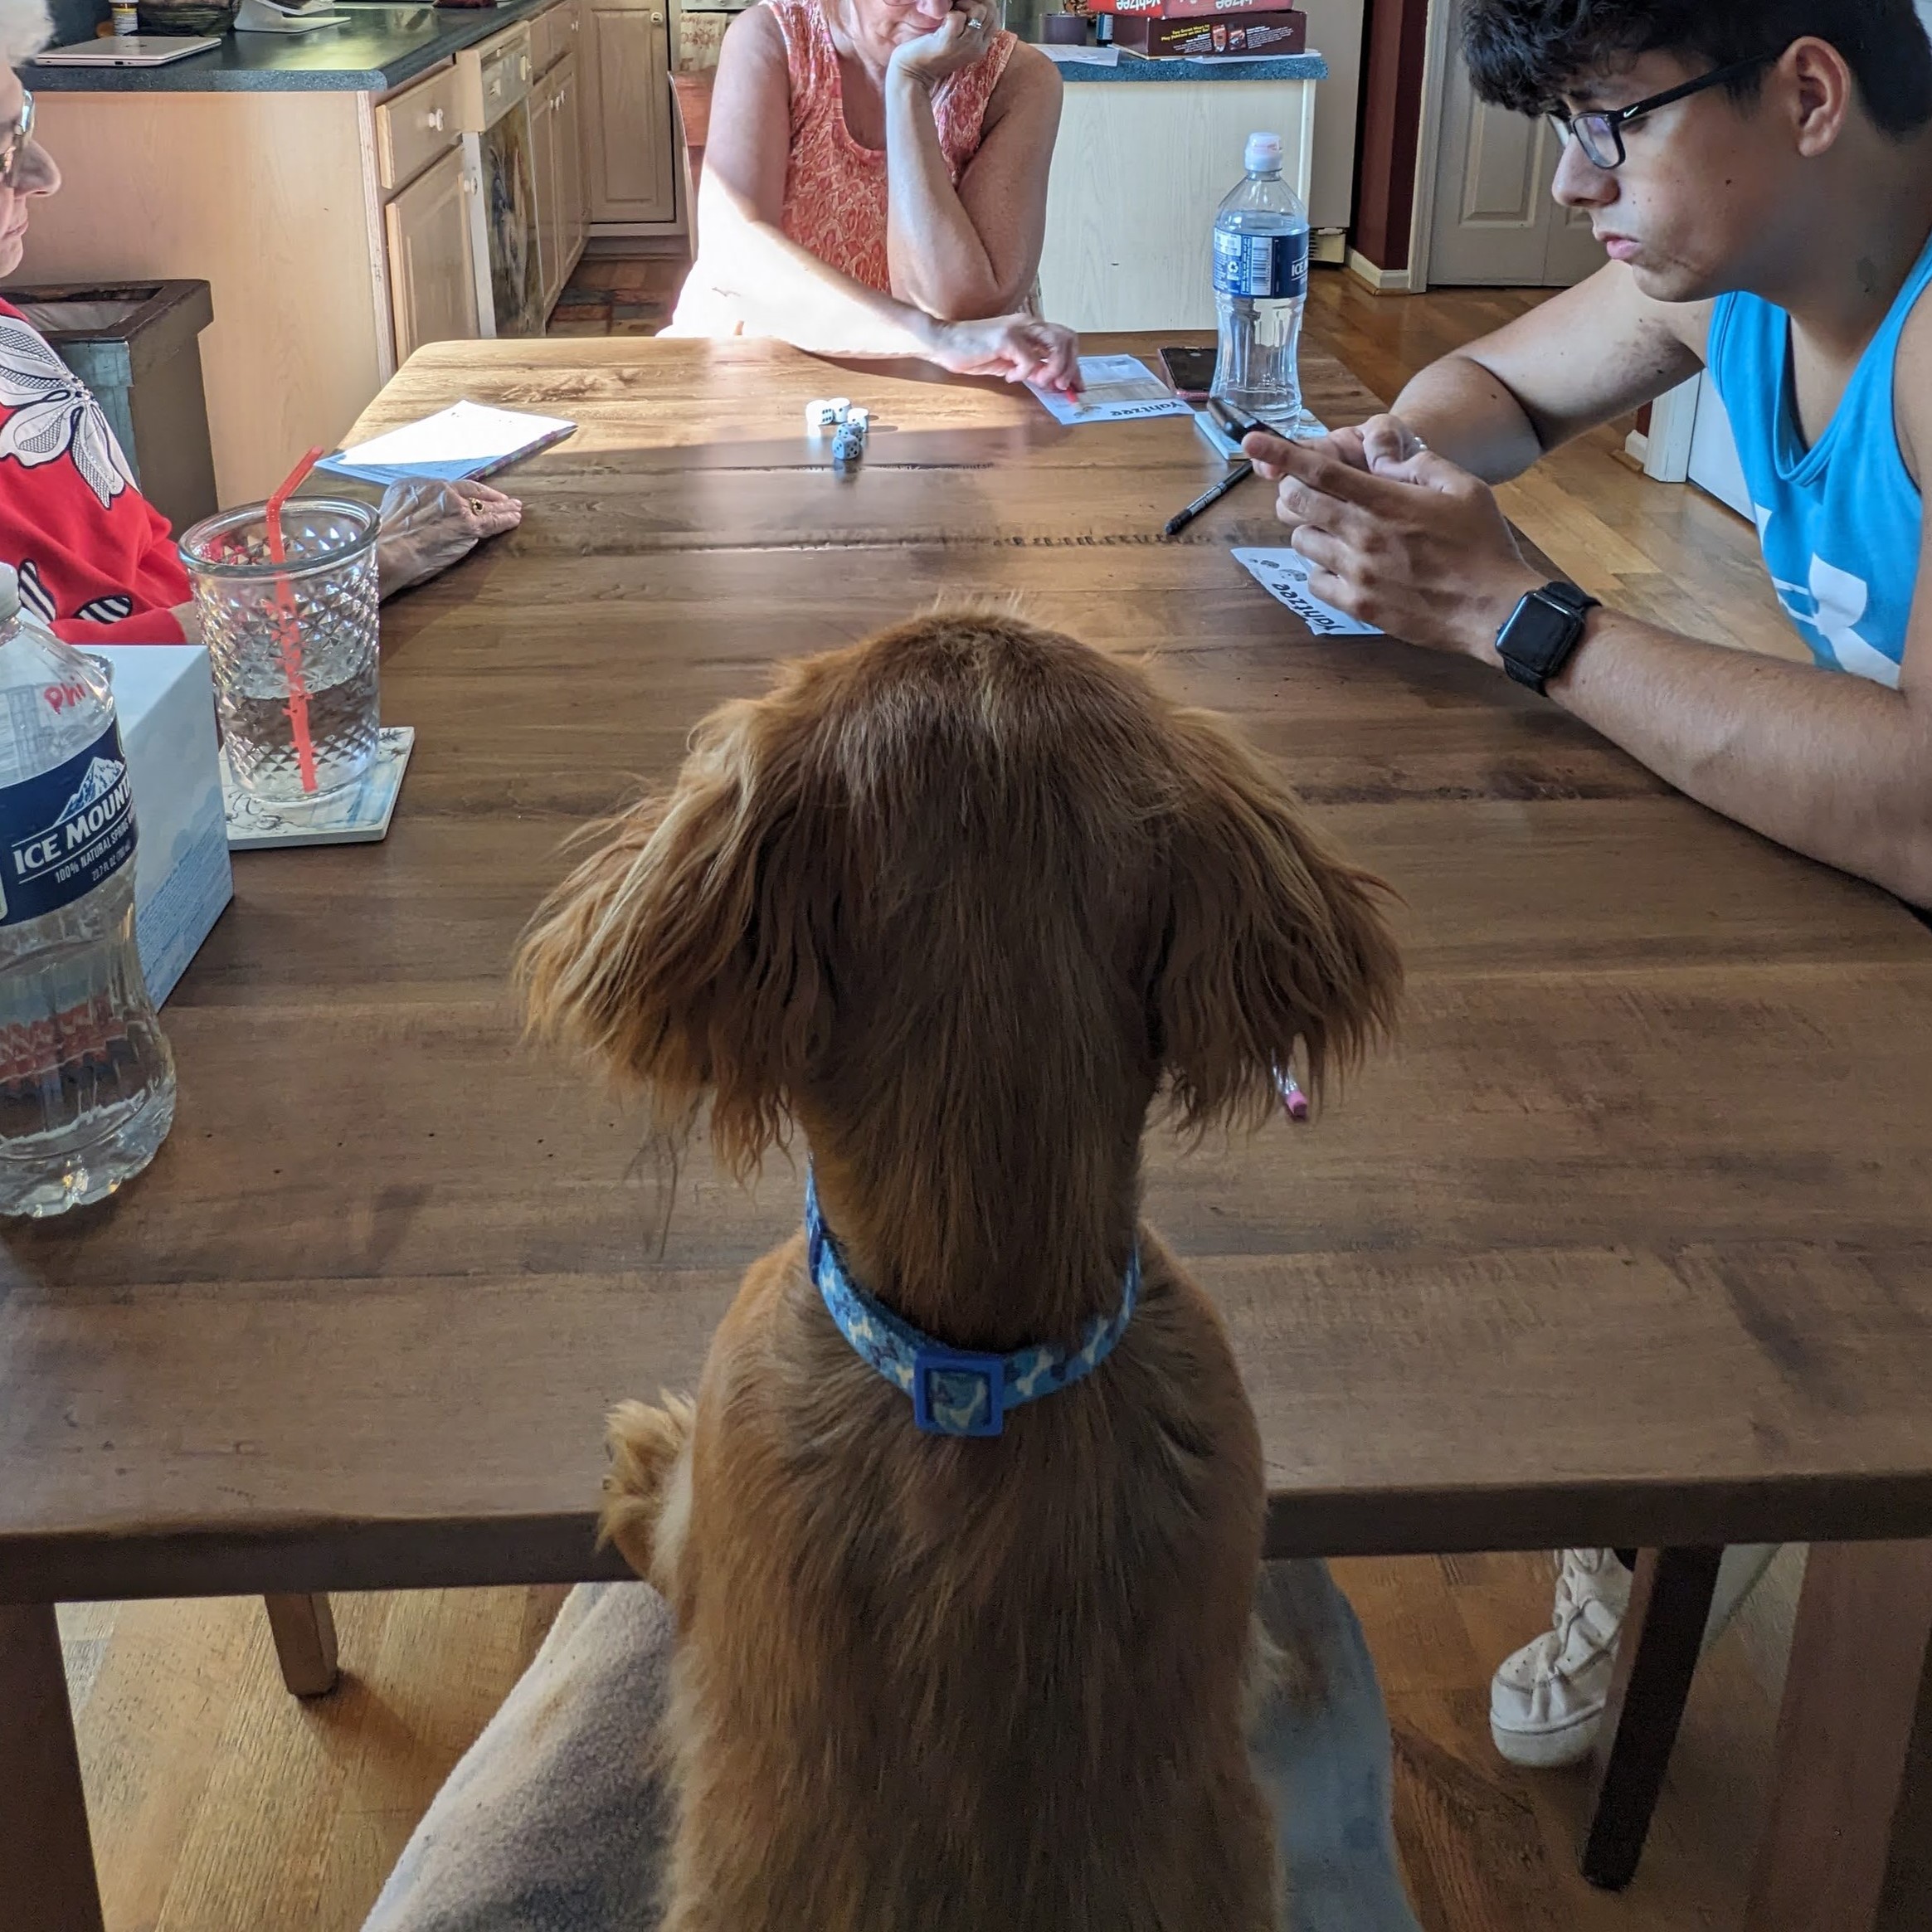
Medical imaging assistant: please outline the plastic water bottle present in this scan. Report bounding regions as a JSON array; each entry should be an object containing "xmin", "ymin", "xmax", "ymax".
[
  {"xmin": 1211, "ymin": 131, "xmax": 1312, "ymax": 435},
  {"xmin": 0, "ymin": 565, "xmax": 174, "ymax": 1216}
]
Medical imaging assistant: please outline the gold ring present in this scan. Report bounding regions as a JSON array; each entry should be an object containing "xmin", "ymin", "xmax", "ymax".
[{"xmin": 469, "ymin": 499, "xmax": 486, "ymax": 513}]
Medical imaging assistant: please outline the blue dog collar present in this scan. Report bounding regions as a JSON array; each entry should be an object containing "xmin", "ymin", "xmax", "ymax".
[{"xmin": 805, "ymin": 1168, "xmax": 1140, "ymax": 1438}]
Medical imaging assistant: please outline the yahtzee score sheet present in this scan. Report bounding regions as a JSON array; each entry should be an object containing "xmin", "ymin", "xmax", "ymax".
[
  {"xmin": 1233, "ymin": 548, "xmax": 1385, "ymax": 636},
  {"xmin": 1029, "ymin": 356, "xmax": 1195, "ymax": 426}
]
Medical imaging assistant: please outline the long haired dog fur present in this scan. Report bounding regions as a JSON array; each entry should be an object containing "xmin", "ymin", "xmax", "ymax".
[{"xmin": 518, "ymin": 611, "xmax": 1400, "ymax": 1931}]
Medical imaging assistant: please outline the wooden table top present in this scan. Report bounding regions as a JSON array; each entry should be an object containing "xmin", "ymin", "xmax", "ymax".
[{"xmin": 5, "ymin": 334, "xmax": 1931, "ymax": 1606}]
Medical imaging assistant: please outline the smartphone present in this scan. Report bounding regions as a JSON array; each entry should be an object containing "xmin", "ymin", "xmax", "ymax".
[{"xmin": 1158, "ymin": 345, "xmax": 1219, "ymax": 401}]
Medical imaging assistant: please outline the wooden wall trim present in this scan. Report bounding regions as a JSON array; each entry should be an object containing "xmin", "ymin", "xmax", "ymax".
[{"xmin": 1353, "ymin": 0, "xmax": 1434, "ymax": 275}]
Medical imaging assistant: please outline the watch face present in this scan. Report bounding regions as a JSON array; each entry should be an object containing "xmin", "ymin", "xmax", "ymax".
[{"xmin": 1506, "ymin": 592, "xmax": 1579, "ymax": 675}]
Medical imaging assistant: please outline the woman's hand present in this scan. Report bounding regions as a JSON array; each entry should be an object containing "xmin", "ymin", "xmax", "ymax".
[
  {"xmin": 930, "ymin": 314, "xmax": 1080, "ymax": 391},
  {"xmin": 375, "ymin": 479, "xmax": 523, "ymax": 601},
  {"xmin": 888, "ymin": 0, "xmax": 1000, "ymax": 89}
]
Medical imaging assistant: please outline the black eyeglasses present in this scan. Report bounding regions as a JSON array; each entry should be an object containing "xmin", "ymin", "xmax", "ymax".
[
  {"xmin": 1546, "ymin": 52, "xmax": 1777, "ymax": 169},
  {"xmin": 0, "ymin": 91, "xmax": 35, "ymax": 190}
]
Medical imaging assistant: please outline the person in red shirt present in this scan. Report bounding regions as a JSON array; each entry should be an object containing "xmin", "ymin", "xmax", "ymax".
[{"xmin": 0, "ymin": 0, "xmax": 520, "ymax": 646}]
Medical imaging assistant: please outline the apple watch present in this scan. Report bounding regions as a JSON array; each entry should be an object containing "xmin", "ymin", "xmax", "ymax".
[{"xmin": 1495, "ymin": 582, "xmax": 1600, "ymax": 694}]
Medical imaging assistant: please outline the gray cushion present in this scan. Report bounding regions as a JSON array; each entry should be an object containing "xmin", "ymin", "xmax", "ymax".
[{"xmin": 364, "ymin": 1562, "xmax": 1422, "ymax": 1932}]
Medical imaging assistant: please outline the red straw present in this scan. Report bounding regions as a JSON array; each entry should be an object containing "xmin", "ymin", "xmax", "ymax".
[{"xmin": 265, "ymin": 446, "xmax": 324, "ymax": 794}]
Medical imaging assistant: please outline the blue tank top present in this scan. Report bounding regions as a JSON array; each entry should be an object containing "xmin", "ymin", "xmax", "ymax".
[{"xmin": 1706, "ymin": 227, "xmax": 1931, "ymax": 688}]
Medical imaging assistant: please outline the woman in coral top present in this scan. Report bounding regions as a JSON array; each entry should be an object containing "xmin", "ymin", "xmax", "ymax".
[
  {"xmin": 0, "ymin": 0, "xmax": 519, "ymax": 646},
  {"xmin": 668, "ymin": 0, "xmax": 1081, "ymax": 391}
]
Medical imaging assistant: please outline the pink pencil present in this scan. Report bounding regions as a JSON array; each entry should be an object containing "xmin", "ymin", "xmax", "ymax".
[{"xmin": 1275, "ymin": 1067, "xmax": 1310, "ymax": 1122}]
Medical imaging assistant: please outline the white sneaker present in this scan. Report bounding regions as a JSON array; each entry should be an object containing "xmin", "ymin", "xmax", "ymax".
[
  {"xmin": 1490, "ymin": 1548, "xmax": 1633, "ymax": 1768},
  {"xmin": 1488, "ymin": 1545, "xmax": 1779, "ymax": 1769}
]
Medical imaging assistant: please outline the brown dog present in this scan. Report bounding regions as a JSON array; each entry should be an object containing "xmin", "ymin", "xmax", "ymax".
[{"xmin": 518, "ymin": 611, "xmax": 1400, "ymax": 1931}]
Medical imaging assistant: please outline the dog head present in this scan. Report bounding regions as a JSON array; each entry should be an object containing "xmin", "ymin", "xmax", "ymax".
[{"xmin": 518, "ymin": 611, "xmax": 1399, "ymax": 1179}]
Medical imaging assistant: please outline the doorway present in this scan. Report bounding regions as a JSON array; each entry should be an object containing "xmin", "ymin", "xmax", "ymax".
[{"xmin": 1423, "ymin": 0, "xmax": 1607, "ymax": 287}]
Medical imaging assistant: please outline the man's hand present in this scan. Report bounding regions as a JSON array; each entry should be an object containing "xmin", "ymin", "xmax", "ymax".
[
  {"xmin": 1295, "ymin": 412, "xmax": 1429, "ymax": 479},
  {"xmin": 1245, "ymin": 428, "xmax": 1544, "ymax": 658}
]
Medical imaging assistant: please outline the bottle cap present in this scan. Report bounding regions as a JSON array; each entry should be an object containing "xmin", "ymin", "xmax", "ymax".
[
  {"xmin": 0, "ymin": 563, "xmax": 18, "ymax": 623},
  {"xmin": 1244, "ymin": 132, "xmax": 1283, "ymax": 173}
]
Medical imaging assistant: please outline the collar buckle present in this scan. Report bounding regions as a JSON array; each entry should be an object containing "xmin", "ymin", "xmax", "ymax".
[{"xmin": 911, "ymin": 1346, "xmax": 1006, "ymax": 1437}]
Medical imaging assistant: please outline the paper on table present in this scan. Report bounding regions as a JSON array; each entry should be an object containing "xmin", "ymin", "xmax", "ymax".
[
  {"xmin": 1029, "ymin": 355, "xmax": 1195, "ymax": 426},
  {"xmin": 1039, "ymin": 42, "xmax": 1119, "ymax": 64},
  {"xmin": 318, "ymin": 401, "xmax": 577, "ymax": 487},
  {"xmin": 1233, "ymin": 548, "xmax": 1383, "ymax": 637}
]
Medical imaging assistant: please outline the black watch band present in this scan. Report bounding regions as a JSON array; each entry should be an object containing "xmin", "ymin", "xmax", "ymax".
[{"xmin": 1496, "ymin": 582, "xmax": 1601, "ymax": 694}]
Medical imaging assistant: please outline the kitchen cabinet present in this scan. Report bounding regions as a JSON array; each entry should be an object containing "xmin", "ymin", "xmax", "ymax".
[
  {"xmin": 386, "ymin": 144, "xmax": 482, "ymax": 363},
  {"xmin": 555, "ymin": 60, "xmax": 587, "ymax": 270},
  {"xmin": 1039, "ymin": 72, "xmax": 1318, "ymax": 331},
  {"xmin": 530, "ymin": 12, "xmax": 587, "ymax": 309},
  {"xmin": 373, "ymin": 64, "xmax": 464, "ymax": 193},
  {"xmin": 582, "ymin": 0, "xmax": 676, "ymax": 227},
  {"xmin": 531, "ymin": 71, "xmax": 560, "ymax": 303},
  {"xmin": 20, "ymin": 0, "xmax": 600, "ymax": 501}
]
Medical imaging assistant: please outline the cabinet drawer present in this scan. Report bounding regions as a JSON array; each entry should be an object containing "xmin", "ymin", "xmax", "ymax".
[
  {"xmin": 458, "ymin": 25, "xmax": 535, "ymax": 132},
  {"xmin": 532, "ymin": 0, "xmax": 579, "ymax": 79},
  {"xmin": 375, "ymin": 67, "xmax": 463, "ymax": 193}
]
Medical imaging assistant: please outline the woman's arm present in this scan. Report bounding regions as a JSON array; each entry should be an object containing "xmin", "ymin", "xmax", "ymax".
[
  {"xmin": 693, "ymin": 7, "xmax": 937, "ymax": 353},
  {"xmin": 883, "ymin": 21, "xmax": 1061, "ymax": 319}
]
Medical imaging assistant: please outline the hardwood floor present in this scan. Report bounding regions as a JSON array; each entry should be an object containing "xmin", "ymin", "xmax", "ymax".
[{"xmin": 60, "ymin": 274, "xmax": 1800, "ymax": 1930}]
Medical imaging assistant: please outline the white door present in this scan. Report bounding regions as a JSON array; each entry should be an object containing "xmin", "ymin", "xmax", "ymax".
[
  {"xmin": 1687, "ymin": 372, "xmax": 1753, "ymax": 518},
  {"xmin": 1427, "ymin": 1, "xmax": 1605, "ymax": 287}
]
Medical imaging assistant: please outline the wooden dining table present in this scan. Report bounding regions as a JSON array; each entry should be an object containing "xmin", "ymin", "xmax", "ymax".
[{"xmin": 5, "ymin": 333, "xmax": 1932, "ymax": 1932}]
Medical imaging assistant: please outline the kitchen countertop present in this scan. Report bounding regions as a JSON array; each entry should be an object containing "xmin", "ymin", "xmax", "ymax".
[
  {"xmin": 27, "ymin": 0, "xmax": 557, "ymax": 92},
  {"xmin": 1055, "ymin": 49, "xmax": 1327, "ymax": 82}
]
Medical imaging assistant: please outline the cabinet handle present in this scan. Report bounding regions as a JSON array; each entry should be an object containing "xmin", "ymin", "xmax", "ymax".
[
  {"xmin": 426, "ymin": 106, "xmax": 445, "ymax": 132},
  {"xmin": 650, "ymin": 8, "xmax": 663, "ymax": 20}
]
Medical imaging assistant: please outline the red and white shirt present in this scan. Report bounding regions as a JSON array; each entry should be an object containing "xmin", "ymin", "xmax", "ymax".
[{"xmin": 0, "ymin": 297, "xmax": 190, "ymax": 645}]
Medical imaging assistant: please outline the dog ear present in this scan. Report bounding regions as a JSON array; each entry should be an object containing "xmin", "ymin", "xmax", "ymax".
[
  {"xmin": 1153, "ymin": 708, "xmax": 1400, "ymax": 1130},
  {"xmin": 517, "ymin": 695, "xmax": 832, "ymax": 1177}
]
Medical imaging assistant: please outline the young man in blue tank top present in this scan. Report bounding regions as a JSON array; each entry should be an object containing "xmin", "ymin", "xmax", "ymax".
[{"xmin": 1247, "ymin": 0, "xmax": 1932, "ymax": 1771}]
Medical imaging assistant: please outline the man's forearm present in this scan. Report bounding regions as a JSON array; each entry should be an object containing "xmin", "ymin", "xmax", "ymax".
[
  {"xmin": 884, "ymin": 71, "xmax": 1005, "ymax": 319},
  {"xmin": 1543, "ymin": 615, "xmax": 1932, "ymax": 907},
  {"xmin": 1391, "ymin": 355, "xmax": 1551, "ymax": 485}
]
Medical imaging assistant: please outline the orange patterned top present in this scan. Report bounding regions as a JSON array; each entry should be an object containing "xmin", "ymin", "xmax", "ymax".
[{"xmin": 668, "ymin": 0, "xmax": 1015, "ymax": 332}]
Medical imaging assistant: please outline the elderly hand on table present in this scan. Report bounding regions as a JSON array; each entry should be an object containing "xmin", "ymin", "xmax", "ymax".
[
  {"xmin": 375, "ymin": 479, "xmax": 523, "ymax": 601},
  {"xmin": 1244, "ymin": 418, "xmax": 1545, "ymax": 660}
]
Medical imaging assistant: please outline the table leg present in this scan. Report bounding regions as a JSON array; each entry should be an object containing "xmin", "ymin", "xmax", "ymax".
[
  {"xmin": 1579, "ymin": 1545, "xmax": 1723, "ymax": 1890},
  {"xmin": 263, "ymin": 1591, "xmax": 340, "ymax": 1697},
  {"xmin": 1746, "ymin": 1540, "xmax": 1932, "ymax": 1932},
  {"xmin": 0, "ymin": 1601, "xmax": 105, "ymax": 1932}
]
